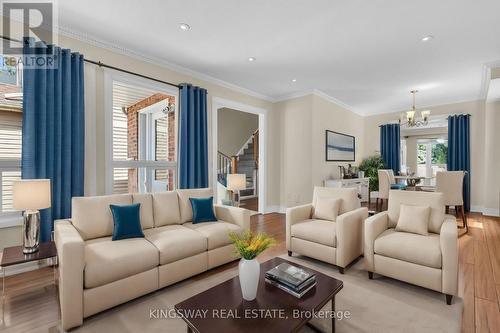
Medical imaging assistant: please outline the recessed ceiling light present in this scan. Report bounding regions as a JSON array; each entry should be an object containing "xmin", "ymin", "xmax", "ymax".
[
  {"xmin": 421, "ymin": 35, "xmax": 434, "ymax": 42},
  {"xmin": 179, "ymin": 23, "xmax": 191, "ymax": 31},
  {"xmin": 291, "ymin": 79, "xmax": 297, "ymax": 82},
  {"xmin": 248, "ymin": 57, "xmax": 256, "ymax": 62}
]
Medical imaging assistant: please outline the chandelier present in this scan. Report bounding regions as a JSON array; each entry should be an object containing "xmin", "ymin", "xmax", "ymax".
[{"xmin": 399, "ymin": 90, "xmax": 430, "ymax": 127}]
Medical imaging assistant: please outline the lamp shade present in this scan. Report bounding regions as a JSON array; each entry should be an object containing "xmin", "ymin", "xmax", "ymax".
[
  {"xmin": 13, "ymin": 179, "xmax": 51, "ymax": 210},
  {"xmin": 227, "ymin": 174, "xmax": 246, "ymax": 191}
]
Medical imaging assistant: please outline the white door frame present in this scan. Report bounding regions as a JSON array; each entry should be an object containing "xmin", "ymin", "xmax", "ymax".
[{"xmin": 211, "ymin": 97, "xmax": 267, "ymax": 214}]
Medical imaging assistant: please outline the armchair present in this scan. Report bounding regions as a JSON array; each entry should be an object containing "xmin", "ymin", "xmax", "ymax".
[
  {"xmin": 364, "ymin": 190, "xmax": 458, "ymax": 304},
  {"xmin": 286, "ymin": 187, "xmax": 368, "ymax": 273}
]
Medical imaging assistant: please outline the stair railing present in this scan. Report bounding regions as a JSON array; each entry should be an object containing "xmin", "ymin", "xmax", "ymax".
[{"xmin": 217, "ymin": 151, "xmax": 238, "ymax": 186}]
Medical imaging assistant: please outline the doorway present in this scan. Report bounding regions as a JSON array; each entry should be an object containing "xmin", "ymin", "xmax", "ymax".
[{"xmin": 212, "ymin": 98, "xmax": 267, "ymax": 214}]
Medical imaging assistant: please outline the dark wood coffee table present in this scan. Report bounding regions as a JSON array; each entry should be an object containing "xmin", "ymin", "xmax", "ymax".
[{"xmin": 175, "ymin": 257, "xmax": 343, "ymax": 333}]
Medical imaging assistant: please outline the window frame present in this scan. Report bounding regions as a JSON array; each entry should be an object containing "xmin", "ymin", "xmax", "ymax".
[
  {"xmin": 104, "ymin": 69, "xmax": 179, "ymax": 195},
  {"xmin": 0, "ymin": 54, "xmax": 23, "ymax": 226}
]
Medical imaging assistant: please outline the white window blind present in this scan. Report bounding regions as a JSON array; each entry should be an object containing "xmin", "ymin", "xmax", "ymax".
[{"xmin": 0, "ymin": 110, "xmax": 22, "ymax": 212}]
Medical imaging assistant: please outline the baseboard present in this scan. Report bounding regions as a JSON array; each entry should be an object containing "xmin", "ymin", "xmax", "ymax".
[
  {"xmin": 265, "ymin": 206, "xmax": 286, "ymax": 214},
  {"xmin": 482, "ymin": 207, "xmax": 500, "ymax": 217},
  {"xmin": 470, "ymin": 205, "xmax": 500, "ymax": 217}
]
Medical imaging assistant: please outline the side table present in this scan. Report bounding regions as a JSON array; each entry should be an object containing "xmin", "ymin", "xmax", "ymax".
[{"xmin": 0, "ymin": 241, "xmax": 58, "ymax": 323}]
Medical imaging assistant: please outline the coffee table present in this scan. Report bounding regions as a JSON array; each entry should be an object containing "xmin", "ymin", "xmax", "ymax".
[{"xmin": 175, "ymin": 257, "xmax": 343, "ymax": 333}]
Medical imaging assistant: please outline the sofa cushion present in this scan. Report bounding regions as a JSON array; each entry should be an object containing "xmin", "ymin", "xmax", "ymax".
[
  {"xmin": 190, "ymin": 197, "xmax": 217, "ymax": 223},
  {"xmin": 110, "ymin": 203, "xmax": 144, "ymax": 241},
  {"xmin": 291, "ymin": 219, "xmax": 336, "ymax": 247},
  {"xmin": 387, "ymin": 190, "xmax": 445, "ymax": 234},
  {"xmin": 144, "ymin": 225, "xmax": 207, "ymax": 265},
  {"xmin": 177, "ymin": 188, "xmax": 213, "ymax": 223},
  {"xmin": 183, "ymin": 221, "xmax": 242, "ymax": 250},
  {"xmin": 312, "ymin": 197, "xmax": 341, "ymax": 221},
  {"xmin": 312, "ymin": 187, "xmax": 359, "ymax": 215},
  {"xmin": 84, "ymin": 237, "xmax": 159, "ymax": 288},
  {"xmin": 73, "ymin": 194, "xmax": 132, "ymax": 240},
  {"xmin": 133, "ymin": 194, "xmax": 154, "ymax": 229},
  {"xmin": 395, "ymin": 204, "xmax": 430, "ymax": 236},
  {"xmin": 374, "ymin": 228, "xmax": 442, "ymax": 269},
  {"xmin": 152, "ymin": 191, "xmax": 181, "ymax": 227}
]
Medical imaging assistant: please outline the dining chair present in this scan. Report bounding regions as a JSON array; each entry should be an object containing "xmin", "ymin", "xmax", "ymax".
[
  {"xmin": 435, "ymin": 171, "xmax": 467, "ymax": 232},
  {"xmin": 377, "ymin": 170, "xmax": 406, "ymax": 211}
]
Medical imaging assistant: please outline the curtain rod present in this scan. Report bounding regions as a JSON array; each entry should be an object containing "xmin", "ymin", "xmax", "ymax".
[{"xmin": 1, "ymin": 35, "xmax": 182, "ymax": 89}]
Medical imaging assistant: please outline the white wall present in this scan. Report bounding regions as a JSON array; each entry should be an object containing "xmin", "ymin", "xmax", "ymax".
[
  {"xmin": 276, "ymin": 94, "xmax": 365, "ymax": 208},
  {"xmin": 483, "ymin": 101, "xmax": 499, "ymax": 215},
  {"xmin": 217, "ymin": 108, "xmax": 258, "ymax": 156}
]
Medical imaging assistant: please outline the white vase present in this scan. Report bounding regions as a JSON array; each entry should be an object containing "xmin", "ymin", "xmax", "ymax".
[{"xmin": 238, "ymin": 258, "xmax": 260, "ymax": 301}]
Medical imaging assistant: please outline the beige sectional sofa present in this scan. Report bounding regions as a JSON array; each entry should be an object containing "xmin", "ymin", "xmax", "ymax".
[{"xmin": 54, "ymin": 188, "xmax": 250, "ymax": 330}]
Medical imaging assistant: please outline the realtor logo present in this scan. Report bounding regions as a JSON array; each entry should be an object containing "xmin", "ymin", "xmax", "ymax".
[{"xmin": 1, "ymin": 1, "xmax": 58, "ymax": 68}]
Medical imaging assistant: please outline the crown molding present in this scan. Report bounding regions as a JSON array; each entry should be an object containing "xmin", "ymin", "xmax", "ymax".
[
  {"xmin": 479, "ymin": 59, "xmax": 500, "ymax": 100},
  {"xmin": 274, "ymin": 89, "xmax": 364, "ymax": 115},
  {"xmin": 311, "ymin": 89, "xmax": 364, "ymax": 116},
  {"xmin": 56, "ymin": 26, "xmax": 276, "ymax": 102}
]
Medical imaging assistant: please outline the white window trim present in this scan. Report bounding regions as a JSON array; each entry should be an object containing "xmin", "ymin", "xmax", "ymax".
[{"xmin": 104, "ymin": 69, "xmax": 179, "ymax": 194}]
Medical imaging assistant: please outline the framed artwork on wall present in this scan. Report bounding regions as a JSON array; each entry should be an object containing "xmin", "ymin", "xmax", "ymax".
[{"xmin": 325, "ymin": 130, "xmax": 355, "ymax": 161}]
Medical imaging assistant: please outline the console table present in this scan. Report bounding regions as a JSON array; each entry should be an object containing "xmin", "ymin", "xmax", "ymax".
[{"xmin": 324, "ymin": 177, "xmax": 370, "ymax": 203}]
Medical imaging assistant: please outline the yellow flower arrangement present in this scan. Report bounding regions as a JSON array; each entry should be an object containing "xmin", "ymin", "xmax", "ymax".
[{"xmin": 228, "ymin": 230, "xmax": 275, "ymax": 260}]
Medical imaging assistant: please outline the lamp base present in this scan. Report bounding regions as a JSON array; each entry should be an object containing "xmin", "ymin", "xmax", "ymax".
[{"xmin": 23, "ymin": 210, "xmax": 40, "ymax": 254}]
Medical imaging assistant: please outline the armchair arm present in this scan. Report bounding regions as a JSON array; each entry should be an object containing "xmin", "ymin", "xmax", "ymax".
[
  {"xmin": 54, "ymin": 219, "xmax": 85, "ymax": 330},
  {"xmin": 364, "ymin": 211, "xmax": 389, "ymax": 271},
  {"xmin": 336, "ymin": 207, "xmax": 368, "ymax": 268},
  {"xmin": 214, "ymin": 204, "xmax": 250, "ymax": 230},
  {"xmin": 440, "ymin": 217, "xmax": 458, "ymax": 296},
  {"xmin": 285, "ymin": 204, "xmax": 313, "ymax": 250}
]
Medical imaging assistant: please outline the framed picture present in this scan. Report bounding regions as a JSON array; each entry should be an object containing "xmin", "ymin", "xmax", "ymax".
[{"xmin": 325, "ymin": 130, "xmax": 355, "ymax": 161}]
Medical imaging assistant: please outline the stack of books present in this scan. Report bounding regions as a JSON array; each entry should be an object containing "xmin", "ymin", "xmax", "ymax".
[{"xmin": 265, "ymin": 263, "xmax": 316, "ymax": 298}]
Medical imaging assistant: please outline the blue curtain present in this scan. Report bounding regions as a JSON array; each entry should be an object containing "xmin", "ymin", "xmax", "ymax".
[
  {"xmin": 22, "ymin": 40, "xmax": 85, "ymax": 242},
  {"xmin": 178, "ymin": 84, "xmax": 208, "ymax": 189},
  {"xmin": 447, "ymin": 114, "xmax": 470, "ymax": 212},
  {"xmin": 380, "ymin": 124, "xmax": 400, "ymax": 174}
]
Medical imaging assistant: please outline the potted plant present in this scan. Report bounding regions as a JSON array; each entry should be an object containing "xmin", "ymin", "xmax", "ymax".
[
  {"xmin": 358, "ymin": 155, "xmax": 386, "ymax": 192},
  {"xmin": 229, "ymin": 230, "xmax": 275, "ymax": 301}
]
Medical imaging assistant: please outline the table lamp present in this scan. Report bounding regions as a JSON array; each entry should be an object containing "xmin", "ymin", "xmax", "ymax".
[
  {"xmin": 13, "ymin": 179, "xmax": 51, "ymax": 254},
  {"xmin": 227, "ymin": 174, "xmax": 246, "ymax": 207}
]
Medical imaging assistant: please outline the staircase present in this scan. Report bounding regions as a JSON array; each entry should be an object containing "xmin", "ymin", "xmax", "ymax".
[
  {"xmin": 217, "ymin": 130, "xmax": 258, "ymax": 199},
  {"xmin": 237, "ymin": 141, "xmax": 257, "ymax": 198}
]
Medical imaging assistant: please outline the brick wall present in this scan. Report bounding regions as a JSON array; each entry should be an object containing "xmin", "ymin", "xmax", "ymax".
[{"xmin": 126, "ymin": 93, "xmax": 176, "ymax": 192}]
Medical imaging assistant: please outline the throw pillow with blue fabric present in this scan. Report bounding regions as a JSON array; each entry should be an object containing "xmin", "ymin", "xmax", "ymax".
[
  {"xmin": 190, "ymin": 197, "xmax": 218, "ymax": 223},
  {"xmin": 110, "ymin": 203, "xmax": 144, "ymax": 240}
]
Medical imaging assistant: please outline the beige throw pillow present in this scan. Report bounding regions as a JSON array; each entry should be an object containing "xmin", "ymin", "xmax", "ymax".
[
  {"xmin": 313, "ymin": 197, "xmax": 341, "ymax": 221},
  {"xmin": 396, "ymin": 204, "xmax": 431, "ymax": 236}
]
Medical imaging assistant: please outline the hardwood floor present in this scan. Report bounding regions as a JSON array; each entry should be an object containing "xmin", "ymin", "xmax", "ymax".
[{"xmin": 1, "ymin": 211, "xmax": 499, "ymax": 332}]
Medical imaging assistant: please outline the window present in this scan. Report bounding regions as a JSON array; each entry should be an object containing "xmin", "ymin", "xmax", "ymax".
[
  {"xmin": 0, "ymin": 54, "xmax": 22, "ymax": 216},
  {"xmin": 108, "ymin": 76, "xmax": 177, "ymax": 194},
  {"xmin": 416, "ymin": 138, "xmax": 447, "ymax": 186}
]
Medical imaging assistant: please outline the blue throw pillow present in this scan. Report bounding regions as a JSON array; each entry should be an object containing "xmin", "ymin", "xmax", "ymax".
[
  {"xmin": 110, "ymin": 203, "xmax": 144, "ymax": 241},
  {"xmin": 190, "ymin": 197, "xmax": 218, "ymax": 224}
]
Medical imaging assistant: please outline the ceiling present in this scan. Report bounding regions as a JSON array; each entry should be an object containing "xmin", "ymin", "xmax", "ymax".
[{"xmin": 56, "ymin": 0, "xmax": 500, "ymax": 115}]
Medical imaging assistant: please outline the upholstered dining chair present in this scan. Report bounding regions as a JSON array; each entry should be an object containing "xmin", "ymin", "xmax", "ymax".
[
  {"xmin": 377, "ymin": 169, "xmax": 406, "ymax": 211},
  {"xmin": 435, "ymin": 171, "xmax": 467, "ymax": 232}
]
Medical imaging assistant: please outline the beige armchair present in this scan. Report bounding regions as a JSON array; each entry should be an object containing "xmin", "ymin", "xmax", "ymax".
[
  {"xmin": 286, "ymin": 187, "xmax": 368, "ymax": 274},
  {"xmin": 436, "ymin": 171, "xmax": 467, "ymax": 231},
  {"xmin": 364, "ymin": 190, "xmax": 458, "ymax": 304}
]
